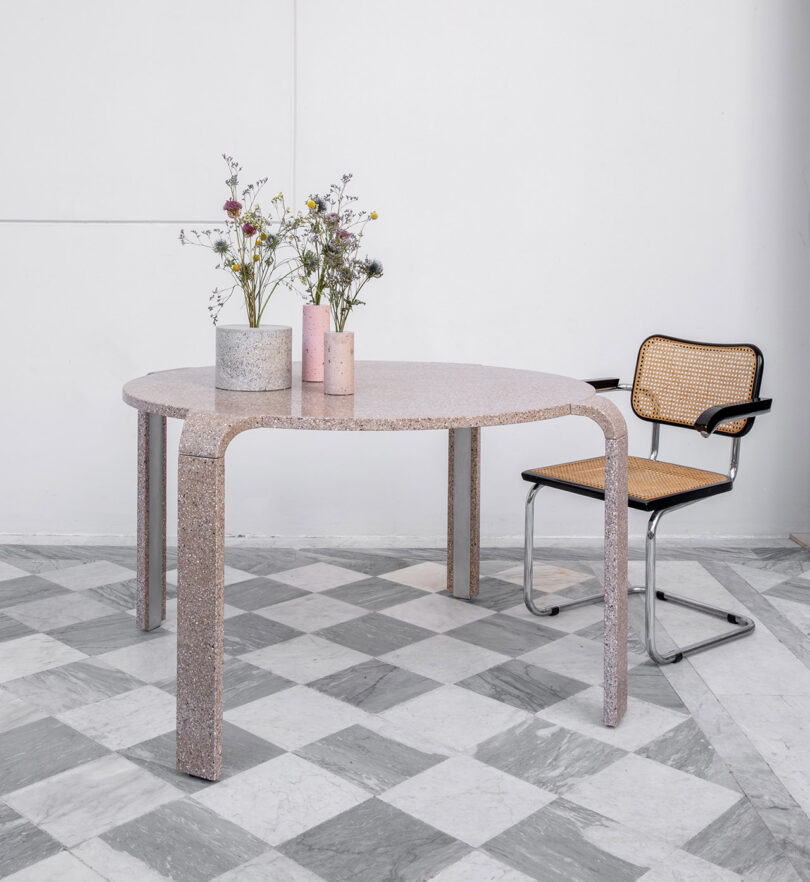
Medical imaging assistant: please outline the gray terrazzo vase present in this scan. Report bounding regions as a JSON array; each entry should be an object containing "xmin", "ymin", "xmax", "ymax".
[
  {"xmin": 324, "ymin": 331, "xmax": 355, "ymax": 395},
  {"xmin": 215, "ymin": 324, "xmax": 292, "ymax": 391}
]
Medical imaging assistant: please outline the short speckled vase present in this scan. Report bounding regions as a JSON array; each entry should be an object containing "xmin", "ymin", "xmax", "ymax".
[
  {"xmin": 324, "ymin": 331, "xmax": 355, "ymax": 395},
  {"xmin": 302, "ymin": 304, "xmax": 330, "ymax": 382},
  {"xmin": 215, "ymin": 324, "xmax": 292, "ymax": 391}
]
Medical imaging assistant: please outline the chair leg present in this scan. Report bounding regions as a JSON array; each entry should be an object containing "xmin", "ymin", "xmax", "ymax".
[
  {"xmin": 522, "ymin": 486, "xmax": 755, "ymax": 663},
  {"xmin": 643, "ymin": 507, "xmax": 755, "ymax": 664}
]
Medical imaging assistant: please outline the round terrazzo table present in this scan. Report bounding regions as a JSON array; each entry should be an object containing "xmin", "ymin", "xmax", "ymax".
[{"xmin": 123, "ymin": 362, "xmax": 629, "ymax": 781}]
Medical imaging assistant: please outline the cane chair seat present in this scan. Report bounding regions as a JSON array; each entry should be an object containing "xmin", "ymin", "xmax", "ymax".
[{"xmin": 523, "ymin": 456, "xmax": 732, "ymax": 512}]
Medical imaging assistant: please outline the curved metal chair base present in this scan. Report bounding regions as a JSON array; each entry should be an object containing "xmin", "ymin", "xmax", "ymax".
[{"xmin": 523, "ymin": 485, "xmax": 755, "ymax": 665}]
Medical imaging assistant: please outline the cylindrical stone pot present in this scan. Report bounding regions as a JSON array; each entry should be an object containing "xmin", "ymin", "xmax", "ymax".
[
  {"xmin": 302, "ymin": 304, "xmax": 331, "ymax": 382},
  {"xmin": 324, "ymin": 331, "xmax": 355, "ymax": 395},
  {"xmin": 215, "ymin": 324, "xmax": 292, "ymax": 391}
]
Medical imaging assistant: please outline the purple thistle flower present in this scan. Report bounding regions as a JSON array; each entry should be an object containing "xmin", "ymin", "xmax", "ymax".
[
  {"xmin": 242, "ymin": 222, "xmax": 257, "ymax": 237},
  {"xmin": 223, "ymin": 199, "xmax": 242, "ymax": 218}
]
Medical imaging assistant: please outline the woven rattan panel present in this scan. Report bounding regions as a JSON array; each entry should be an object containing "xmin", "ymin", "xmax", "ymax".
[
  {"xmin": 530, "ymin": 456, "xmax": 728, "ymax": 502},
  {"xmin": 632, "ymin": 337, "xmax": 758, "ymax": 435}
]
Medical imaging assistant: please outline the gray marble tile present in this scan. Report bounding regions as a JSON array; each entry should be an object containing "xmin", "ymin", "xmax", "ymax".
[
  {"xmin": 309, "ymin": 659, "xmax": 440, "ymax": 713},
  {"xmin": 0, "ymin": 551, "xmax": 86, "ymax": 574},
  {"xmin": 484, "ymin": 799, "xmax": 649, "ymax": 882},
  {"xmin": 49, "ymin": 612, "xmax": 166, "ymax": 655},
  {"xmin": 636, "ymin": 718, "xmax": 739, "ymax": 791},
  {"xmin": 3, "ymin": 657, "xmax": 144, "ymax": 715},
  {"xmin": 628, "ymin": 662, "xmax": 689, "ymax": 712},
  {"xmin": 0, "ymin": 802, "xmax": 62, "ymax": 877},
  {"xmin": 685, "ymin": 797, "xmax": 801, "ymax": 881},
  {"xmin": 465, "ymin": 577, "xmax": 529, "ymax": 612},
  {"xmin": 225, "ymin": 577, "xmax": 308, "ymax": 611},
  {"xmin": 121, "ymin": 721, "xmax": 284, "ymax": 795},
  {"xmin": 0, "ymin": 613, "xmax": 35, "ymax": 643},
  {"xmin": 447, "ymin": 614, "xmax": 566, "ymax": 657},
  {"xmin": 765, "ymin": 578, "xmax": 810, "ymax": 606},
  {"xmin": 0, "ymin": 716, "xmax": 109, "ymax": 794},
  {"xmin": 86, "ymin": 580, "xmax": 137, "ymax": 611},
  {"xmin": 0, "ymin": 576, "xmax": 68, "ymax": 610},
  {"xmin": 296, "ymin": 724, "xmax": 444, "ymax": 794},
  {"xmin": 323, "ymin": 578, "xmax": 428, "ymax": 611},
  {"xmin": 306, "ymin": 549, "xmax": 420, "ymax": 577},
  {"xmin": 101, "ymin": 798, "xmax": 268, "ymax": 882},
  {"xmin": 459, "ymin": 660, "xmax": 588, "ymax": 714},
  {"xmin": 279, "ymin": 797, "xmax": 469, "ymax": 882},
  {"xmin": 317, "ymin": 612, "xmax": 434, "ymax": 657},
  {"xmin": 475, "ymin": 719, "xmax": 627, "ymax": 793},
  {"xmin": 7, "ymin": 592, "xmax": 119, "ymax": 631},
  {"xmin": 222, "ymin": 658, "xmax": 294, "ymax": 710},
  {"xmin": 223, "ymin": 613, "xmax": 302, "ymax": 656}
]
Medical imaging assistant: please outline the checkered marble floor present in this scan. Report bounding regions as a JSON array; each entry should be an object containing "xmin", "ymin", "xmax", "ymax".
[{"xmin": 1, "ymin": 542, "xmax": 810, "ymax": 881}]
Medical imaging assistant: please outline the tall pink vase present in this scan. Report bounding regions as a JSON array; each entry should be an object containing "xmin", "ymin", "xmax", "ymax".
[{"xmin": 302, "ymin": 304, "xmax": 331, "ymax": 382}]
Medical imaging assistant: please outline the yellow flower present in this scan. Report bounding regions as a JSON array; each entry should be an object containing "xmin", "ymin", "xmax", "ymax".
[
  {"xmin": 370, "ymin": 211, "xmax": 379, "ymax": 220},
  {"xmin": 259, "ymin": 233, "xmax": 267, "ymax": 241},
  {"xmin": 253, "ymin": 254, "xmax": 260, "ymax": 262},
  {"xmin": 307, "ymin": 199, "xmax": 316, "ymax": 210},
  {"xmin": 232, "ymin": 263, "xmax": 240, "ymax": 271}
]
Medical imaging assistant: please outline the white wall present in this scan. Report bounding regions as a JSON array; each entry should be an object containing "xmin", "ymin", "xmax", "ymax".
[{"xmin": 1, "ymin": 0, "xmax": 807, "ymax": 542}]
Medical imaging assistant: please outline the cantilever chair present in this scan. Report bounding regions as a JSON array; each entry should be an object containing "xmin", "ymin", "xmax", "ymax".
[{"xmin": 522, "ymin": 334, "xmax": 772, "ymax": 664}]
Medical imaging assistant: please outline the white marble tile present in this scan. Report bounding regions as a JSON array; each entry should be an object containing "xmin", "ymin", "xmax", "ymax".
[
  {"xmin": 39, "ymin": 561, "xmax": 135, "ymax": 591},
  {"xmin": 57, "ymin": 685, "xmax": 176, "ymax": 750},
  {"xmin": 99, "ymin": 634, "xmax": 177, "ymax": 683},
  {"xmin": 166, "ymin": 566, "xmax": 257, "ymax": 587},
  {"xmin": 71, "ymin": 838, "xmax": 171, "ymax": 882},
  {"xmin": 242, "ymin": 633, "xmax": 370, "ymax": 683},
  {"xmin": 501, "ymin": 599, "xmax": 605, "ymax": 632},
  {"xmin": 0, "ymin": 688, "xmax": 47, "ymax": 733},
  {"xmin": 719, "ymin": 694, "xmax": 810, "ymax": 817},
  {"xmin": 520, "ymin": 634, "xmax": 645, "ymax": 686},
  {"xmin": 566, "ymin": 754, "xmax": 741, "ymax": 846},
  {"xmin": 0, "ymin": 561, "xmax": 32, "ymax": 582},
  {"xmin": 538, "ymin": 686, "xmax": 687, "ymax": 751},
  {"xmin": 382, "ymin": 755, "xmax": 554, "ymax": 847},
  {"xmin": 493, "ymin": 563, "xmax": 592, "ymax": 593},
  {"xmin": 193, "ymin": 753, "xmax": 369, "ymax": 845},
  {"xmin": 224, "ymin": 684, "xmax": 370, "ymax": 750},
  {"xmin": 428, "ymin": 850, "xmax": 535, "ymax": 882},
  {"xmin": 380, "ymin": 685, "xmax": 531, "ymax": 752},
  {"xmin": 686, "ymin": 618, "xmax": 810, "ymax": 696},
  {"xmin": 152, "ymin": 599, "xmax": 242, "ymax": 633},
  {"xmin": 5, "ymin": 754, "xmax": 180, "ymax": 846},
  {"xmin": 727, "ymin": 563, "xmax": 791, "ymax": 594},
  {"xmin": 379, "ymin": 562, "xmax": 448, "ymax": 592},
  {"xmin": 256, "ymin": 593, "xmax": 364, "ymax": 632},
  {"xmin": 382, "ymin": 593, "xmax": 493, "ymax": 633},
  {"xmin": 266, "ymin": 563, "xmax": 367, "ymax": 592},
  {"xmin": 4, "ymin": 851, "xmax": 108, "ymax": 881},
  {"xmin": 637, "ymin": 848, "xmax": 744, "ymax": 881},
  {"xmin": 6, "ymin": 593, "xmax": 117, "ymax": 631},
  {"xmin": 767, "ymin": 595, "xmax": 810, "ymax": 638},
  {"xmin": 0, "ymin": 634, "xmax": 86, "ymax": 682},
  {"xmin": 380, "ymin": 635, "xmax": 510, "ymax": 684},
  {"xmin": 212, "ymin": 850, "xmax": 327, "ymax": 881}
]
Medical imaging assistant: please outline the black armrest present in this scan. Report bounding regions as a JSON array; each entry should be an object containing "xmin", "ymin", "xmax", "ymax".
[
  {"xmin": 695, "ymin": 398, "xmax": 772, "ymax": 436},
  {"xmin": 585, "ymin": 377, "xmax": 621, "ymax": 392}
]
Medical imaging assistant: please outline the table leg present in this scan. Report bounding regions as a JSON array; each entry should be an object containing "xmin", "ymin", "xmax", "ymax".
[
  {"xmin": 601, "ymin": 433, "xmax": 628, "ymax": 727},
  {"xmin": 447, "ymin": 427, "xmax": 480, "ymax": 599},
  {"xmin": 176, "ymin": 453, "xmax": 225, "ymax": 781},
  {"xmin": 136, "ymin": 412, "xmax": 166, "ymax": 631}
]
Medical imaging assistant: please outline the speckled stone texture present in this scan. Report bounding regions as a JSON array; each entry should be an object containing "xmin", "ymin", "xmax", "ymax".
[
  {"xmin": 324, "ymin": 332, "xmax": 355, "ymax": 395},
  {"xmin": 176, "ymin": 453, "xmax": 225, "ymax": 781},
  {"xmin": 302, "ymin": 304, "xmax": 330, "ymax": 383},
  {"xmin": 125, "ymin": 364, "xmax": 629, "ymax": 779},
  {"xmin": 215, "ymin": 324, "xmax": 292, "ymax": 392},
  {"xmin": 447, "ymin": 427, "xmax": 480, "ymax": 598},
  {"xmin": 136, "ymin": 411, "xmax": 166, "ymax": 631}
]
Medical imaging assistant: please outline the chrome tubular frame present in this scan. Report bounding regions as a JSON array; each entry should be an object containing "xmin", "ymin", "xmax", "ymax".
[{"xmin": 523, "ymin": 486, "xmax": 755, "ymax": 665}]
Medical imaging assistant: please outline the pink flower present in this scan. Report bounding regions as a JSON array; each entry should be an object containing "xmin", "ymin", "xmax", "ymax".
[
  {"xmin": 223, "ymin": 199, "xmax": 242, "ymax": 218},
  {"xmin": 337, "ymin": 229, "xmax": 350, "ymax": 239},
  {"xmin": 242, "ymin": 222, "xmax": 257, "ymax": 237}
]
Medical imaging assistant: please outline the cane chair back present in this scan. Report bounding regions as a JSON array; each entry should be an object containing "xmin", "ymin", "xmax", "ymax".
[{"xmin": 631, "ymin": 335, "xmax": 763, "ymax": 437}]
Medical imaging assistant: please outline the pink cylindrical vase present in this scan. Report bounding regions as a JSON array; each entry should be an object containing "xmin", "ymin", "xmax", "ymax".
[
  {"xmin": 302, "ymin": 304, "xmax": 331, "ymax": 382},
  {"xmin": 324, "ymin": 331, "xmax": 355, "ymax": 395}
]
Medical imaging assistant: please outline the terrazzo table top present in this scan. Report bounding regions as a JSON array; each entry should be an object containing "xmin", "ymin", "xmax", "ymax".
[{"xmin": 122, "ymin": 362, "xmax": 595, "ymax": 429}]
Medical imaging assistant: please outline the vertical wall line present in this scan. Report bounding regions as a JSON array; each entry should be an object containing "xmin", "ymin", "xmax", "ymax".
[{"xmin": 290, "ymin": 0, "xmax": 298, "ymax": 208}]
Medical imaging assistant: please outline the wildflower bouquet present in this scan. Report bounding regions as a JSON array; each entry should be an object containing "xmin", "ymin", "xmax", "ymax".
[
  {"xmin": 180, "ymin": 155, "xmax": 297, "ymax": 327},
  {"xmin": 294, "ymin": 174, "xmax": 383, "ymax": 331}
]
